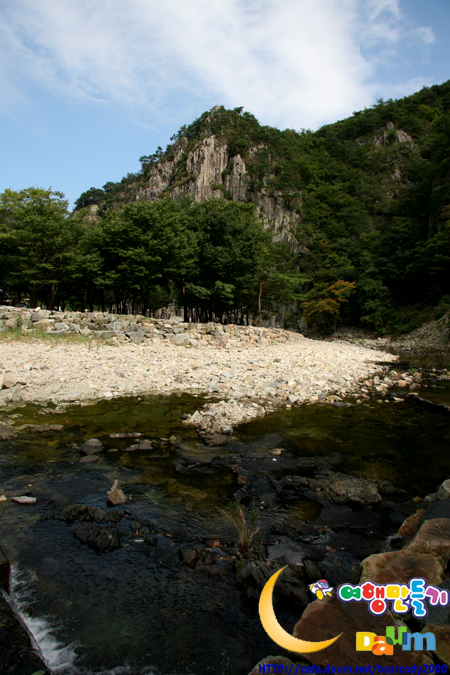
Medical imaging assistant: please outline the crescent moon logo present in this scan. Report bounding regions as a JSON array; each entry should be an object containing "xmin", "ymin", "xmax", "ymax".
[{"xmin": 259, "ymin": 566, "xmax": 342, "ymax": 653}]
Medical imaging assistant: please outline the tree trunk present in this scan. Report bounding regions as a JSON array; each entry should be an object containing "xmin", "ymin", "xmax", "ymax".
[
  {"xmin": 258, "ymin": 275, "xmax": 263, "ymax": 327},
  {"xmin": 182, "ymin": 281, "xmax": 188, "ymax": 322},
  {"xmin": 49, "ymin": 284, "xmax": 57, "ymax": 311}
]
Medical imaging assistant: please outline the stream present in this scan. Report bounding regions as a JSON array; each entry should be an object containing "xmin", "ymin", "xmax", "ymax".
[{"xmin": 0, "ymin": 352, "xmax": 449, "ymax": 675}]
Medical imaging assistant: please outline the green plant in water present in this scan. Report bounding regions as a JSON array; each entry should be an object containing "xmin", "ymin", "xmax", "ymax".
[{"xmin": 217, "ymin": 499, "xmax": 260, "ymax": 552}]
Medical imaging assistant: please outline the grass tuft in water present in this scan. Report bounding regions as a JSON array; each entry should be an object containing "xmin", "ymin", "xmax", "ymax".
[{"xmin": 217, "ymin": 499, "xmax": 260, "ymax": 552}]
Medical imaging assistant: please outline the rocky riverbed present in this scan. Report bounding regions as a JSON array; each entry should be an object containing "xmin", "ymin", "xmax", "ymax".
[{"xmin": 0, "ymin": 309, "xmax": 399, "ymax": 435}]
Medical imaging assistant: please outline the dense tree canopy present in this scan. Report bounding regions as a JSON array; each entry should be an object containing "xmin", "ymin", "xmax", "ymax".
[{"xmin": 3, "ymin": 80, "xmax": 450, "ymax": 332}]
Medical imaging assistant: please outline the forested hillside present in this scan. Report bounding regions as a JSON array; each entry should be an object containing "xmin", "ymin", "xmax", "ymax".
[{"xmin": 1, "ymin": 80, "xmax": 450, "ymax": 333}]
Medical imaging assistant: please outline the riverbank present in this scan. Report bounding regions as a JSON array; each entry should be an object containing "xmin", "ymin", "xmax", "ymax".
[{"xmin": 0, "ymin": 321, "xmax": 397, "ymax": 432}]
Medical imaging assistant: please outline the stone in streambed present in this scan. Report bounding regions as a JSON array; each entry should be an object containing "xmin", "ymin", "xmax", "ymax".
[
  {"xmin": 107, "ymin": 488, "xmax": 127, "ymax": 506},
  {"xmin": 80, "ymin": 438, "xmax": 103, "ymax": 455},
  {"xmin": 404, "ymin": 517, "xmax": 450, "ymax": 566},
  {"xmin": 294, "ymin": 595, "xmax": 432, "ymax": 667},
  {"xmin": 73, "ymin": 522, "xmax": 120, "ymax": 552},
  {"xmin": 12, "ymin": 496, "xmax": 36, "ymax": 504},
  {"xmin": 179, "ymin": 549, "xmax": 197, "ymax": 567},
  {"xmin": 79, "ymin": 455, "xmax": 99, "ymax": 464},
  {"xmin": 0, "ymin": 548, "xmax": 10, "ymax": 593},
  {"xmin": 423, "ymin": 625, "xmax": 450, "ymax": 666},
  {"xmin": 360, "ymin": 550, "xmax": 444, "ymax": 586},
  {"xmin": 397, "ymin": 509, "xmax": 426, "ymax": 537}
]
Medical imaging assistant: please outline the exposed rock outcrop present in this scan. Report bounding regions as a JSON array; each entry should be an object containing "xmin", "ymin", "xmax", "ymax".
[{"xmin": 135, "ymin": 132, "xmax": 299, "ymax": 244}]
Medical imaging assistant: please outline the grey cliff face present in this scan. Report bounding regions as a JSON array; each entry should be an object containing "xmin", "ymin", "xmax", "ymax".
[{"xmin": 135, "ymin": 134, "xmax": 299, "ymax": 245}]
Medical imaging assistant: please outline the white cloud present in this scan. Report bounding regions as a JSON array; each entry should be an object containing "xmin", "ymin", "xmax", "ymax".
[{"xmin": 0, "ymin": 0, "xmax": 437, "ymax": 131}]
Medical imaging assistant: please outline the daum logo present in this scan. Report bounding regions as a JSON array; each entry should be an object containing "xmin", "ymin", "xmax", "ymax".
[
  {"xmin": 259, "ymin": 567, "xmax": 342, "ymax": 654},
  {"xmin": 259, "ymin": 572, "xmax": 445, "ymax": 656},
  {"xmin": 356, "ymin": 627, "xmax": 436, "ymax": 656}
]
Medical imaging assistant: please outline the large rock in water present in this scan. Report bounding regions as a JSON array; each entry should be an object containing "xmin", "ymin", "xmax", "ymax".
[
  {"xmin": 360, "ymin": 550, "xmax": 445, "ymax": 586},
  {"xmin": 80, "ymin": 438, "xmax": 104, "ymax": 455},
  {"xmin": 422, "ymin": 625, "xmax": 450, "ymax": 666},
  {"xmin": 74, "ymin": 522, "xmax": 120, "ymax": 553},
  {"xmin": 293, "ymin": 595, "xmax": 432, "ymax": 667},
  {"xmin": 404, "ymin": 517, "xmax": 450, "ymax": 566},
  {"xmin": 397, "ymin": 509, "xmax": 426, "ymax": 537}
]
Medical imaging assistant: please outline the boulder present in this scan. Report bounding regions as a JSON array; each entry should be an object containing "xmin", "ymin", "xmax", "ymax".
[
  {"xmin": 422, "ymin": 625, "xmax": 450, "ymax": 666},
  {"xmin": 79, "ymin": 455, "xmax": 99, "ymax": 464},
  {"xmin": 3, "ymin": 377, "xmax": 19, "ymax": 389},
  {"xmin": 12, "ymin": 496, "xmax": 36, "ymax": 504},
  {"xmin": 421, "ymin": 497, "xmax": 450, "ymax": 521},
  {"xmin": 179, "ymin": 549, "xmax": 197, "ymax": 567},
  {"xmin": 30, "ymin": 312, "xmax": 41, "ymax": 322},
  {"xmin": 397, "ymin": 509, "xmax": 426, "ymax": 537},
  {"xmin": 80, "ymin": 438, "xmax": 104, "ymax": 455},
  {"xmin": 54, "ymin": 322, "xmax": 70, "ymax": 331},
  {"xmin": 438, "ymin": 480, "xmax": 450, "ymax": 500},
  {"xmin": 293, "ymin": 595, "xmax": 432, "ymax": 667},
  {"xmin": 360, "ymin": 550, "xmax": 444, "ymax": 586},
  {"xmin": 107, "ymin": 487, "xmax": 127, "ymax": 506},
  {"xmin": 126, "ymin": 332, "xmax": 145, "ymax": 344},
  {"xmin": 173, "ymin": 333, "xmax": 190, "ymax": 346},
  {"xmin": 73, "ymin": 522, "xmax": 120, "ymax": 552},
  {"xmin": 404, "ymin": 518, "xmax": 450, "ymax": 566}
]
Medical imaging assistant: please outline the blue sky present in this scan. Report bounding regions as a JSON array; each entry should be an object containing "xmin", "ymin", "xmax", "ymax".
[{"xmin": 1, "ymin": 0, "xmax": 449, "ymax": 210}]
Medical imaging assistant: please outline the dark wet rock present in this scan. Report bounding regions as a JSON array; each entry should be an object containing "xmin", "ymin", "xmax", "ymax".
[
  {"xmin": 74, "ymin": 522, "xmax": 120, "ymax": 552},
  {"xmin": 294, "ymin": 595, "xmax": 432, "ymax": 667},
  {"xmin": 324, "ymin": 530, "xmax": 382, "ymax": 560},
  {"xmin": 404, "ymin": 517, "xmax": 450, "ymax": 566},
  {"xmin": 0, "ymin": 594, "xmax": 50, "ymax": 674},
  {"xmin": 80, "ymin": 438, "xmax": 104, "ymax": 455},
  {"xmin": 272, "ymin": 471, "xmax": 384, "ymax": 507},
  {"xmin": 383, "ymin": 534, "xmax": 407, "ymax": 551},
  {"xmin": 60, "ymin": 503, "xmax": 123, "ymax": 524},
  {"xmin": 203, "ymin": 434, "xmax": 229, "ymax": 446},
  {"xmin": 268, "ymin": 537, "xmax": 315, "ymax": 566},
  {"xmin": 236, "ymin": 557, "xmax": 308, "ymax": 605},
  {"xmin": 360, "ymin": 550, "xmax": 445, "ymax": 585},
  {"xmin": 420, "ymin": 496, "xmax": 450, "ymax": 521},
  {"xmin": 310, "ymin": 473, "xmax": 383, "ymax": 506},
  {"xmin": 244, "ymin": 541, "xmax": 268, "ymax": 562},
  {"xmin": 271, "ymin": 517, "xmax": 307, "ymax": 538},
  {"xmin": 413, "ymin": 396, "xmax": 450, "ymax": 416},
  {"xmin": 179, "ymin": 549, "xmax": 197, "ymax": 567},
  {"xmin": 128, "ymin": 519, "xmax": 157, "ymax": 537},
  {"xmin": 304, "ymin": 559, "xmax": 323, "ymax": 584},
  {"xmin": 319, "ymin": 550, "xmax": 360, "ymax": 586},
  {"xmin": 0, "ymin": 548, "xmax": 10, "ymax": 593},
  {"xmin": 79, "ymin": 455, "xmax": 99, "ymax": 464}
]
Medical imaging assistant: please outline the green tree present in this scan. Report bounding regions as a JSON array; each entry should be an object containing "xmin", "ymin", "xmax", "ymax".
[{"xmin": 0, "ymin": 187, "xmax": 73, "ymax": 308}]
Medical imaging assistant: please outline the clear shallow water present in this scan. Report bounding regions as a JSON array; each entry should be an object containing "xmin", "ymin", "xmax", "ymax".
[{"xmin": 0, "ymin": 372, "xmax": 449, "ymax": 674}]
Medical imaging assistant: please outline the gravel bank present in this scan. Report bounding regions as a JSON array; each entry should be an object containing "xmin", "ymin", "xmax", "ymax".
[{"xmin": 0, "ymin": 325, "xmax": 397, "ymax": 431}]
